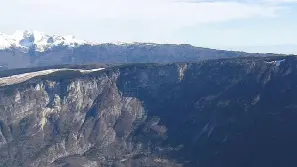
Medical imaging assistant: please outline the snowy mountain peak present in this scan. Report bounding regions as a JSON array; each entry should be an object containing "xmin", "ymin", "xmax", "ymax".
[
  {"xmin": 0, "ymin": 30, "xmax": 162, "ymax": 54},
  {"xmin": 0, "ymin": 30, "xmax": 88, "ymax": 52}
]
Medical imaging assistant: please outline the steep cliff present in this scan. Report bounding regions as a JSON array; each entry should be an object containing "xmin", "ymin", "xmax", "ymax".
[{"xmin": 0, "ymin": 56, "xmax": 297, "ymax": 167}]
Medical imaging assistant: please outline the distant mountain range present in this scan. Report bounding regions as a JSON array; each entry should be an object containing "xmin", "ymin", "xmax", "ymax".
[{"xmin": 0, "ymin": 30, "xmax": 291, "ymax": 70}]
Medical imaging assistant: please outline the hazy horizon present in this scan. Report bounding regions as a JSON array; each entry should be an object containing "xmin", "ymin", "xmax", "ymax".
[{"xmin": 1, "ymin": 0, "xmax": 296, "ymax": 54}]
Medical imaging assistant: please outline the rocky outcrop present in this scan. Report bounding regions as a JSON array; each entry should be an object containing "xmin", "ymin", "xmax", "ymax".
[{"xmin": 0, "ymin": 56, "xmax": 297, "ymax": 167}]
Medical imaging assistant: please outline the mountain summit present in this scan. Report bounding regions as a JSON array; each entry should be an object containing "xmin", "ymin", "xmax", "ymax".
[
  {"xmin": 0, "ymin": 30, "xmax": 288, "ymax": 70},
  {"xmin": 0, "ymin": 30, "xmax": 87, "ymax": 52}
]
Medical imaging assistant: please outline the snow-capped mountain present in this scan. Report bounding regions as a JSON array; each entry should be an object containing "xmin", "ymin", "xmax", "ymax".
[
  {"xmin": 0, "ymin": 30, "xmax": 288, "ymax": 70},
  {"xmin": 0, "ymin": 30, "xmax": 87, "ymax": 52},
  {"xmin": 0, "ymin": 30, "xmax": 158, "ymax": 53}
]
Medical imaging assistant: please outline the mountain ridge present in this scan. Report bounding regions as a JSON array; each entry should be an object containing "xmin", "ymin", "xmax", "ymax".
[
  {"xmin": 0, "ymin": 32, "xmax": 287, "ymax": 70},
  {"xmin": 0, "ymin": 30, "xmax": 163, "ymax": 53}
]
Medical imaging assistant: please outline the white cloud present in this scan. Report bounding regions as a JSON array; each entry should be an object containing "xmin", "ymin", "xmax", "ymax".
[
  {"xmin": 1, "ymin": 0, "xmax": 293, "ymax": 49},
  {"xmin": 0, "ymin": 0, "xmax": 279, "ymax": 27},
  {"xmin": 195, "ymin": 0, "xmax": 297, "ymax": 3},
  {"xmin": 264, "ymin": 0, "xmax": 297, "ymax": 3}
]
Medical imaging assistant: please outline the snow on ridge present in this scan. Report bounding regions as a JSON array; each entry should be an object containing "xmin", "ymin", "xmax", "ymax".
[
  {"xmin": 0, "ymin": 68, "xmax": 105, "ymax": 86},
  {"xmin": 264, "ymin": 59, "xmax": 286, "ymax": 67},
  {"xmin": 0, "ymin": 30, "xmax": 161, "ymax": 52},
  {"xmin": 0, "ymin": 33, "xmax": 12, "ymax": 49},
  {"xmin": 78, "ymin": 68, "xmax": 105, "ymax": 73},
  {"xmin": 0, "ymin": 30, "xmax": 88, "ymax": 52},
  {"xmin": 107, "ymin": 41, "xmax": 157, "ymax": 46}
]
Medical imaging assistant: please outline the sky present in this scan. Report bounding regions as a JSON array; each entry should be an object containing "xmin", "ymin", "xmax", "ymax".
[{"xmin": 0, "ymin": 0, "xmax": 296, "ymax": 54}]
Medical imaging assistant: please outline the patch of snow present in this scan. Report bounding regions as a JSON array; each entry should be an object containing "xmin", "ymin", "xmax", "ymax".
[
  {"xmin": 0, "ymin": 30, "xmax": 160, "ymax": 52},
  {"xmin": 0, "ymin": 68, "xmax": 105, "ymax": 86},
  {"xmin": 79, "ymin": 68, "xmax": 105, "ymax": 73},
  {"xmin": 178, "ymin": 64, "xmax": 187, "ymax": 81},
  {"xmin": 0, "ymin": 33, "xmax": 12, "ymax": 49},
  {"xmin": 0, "ymin": 30, "xmax": 89, "ymax": 53},
  {"xmin": 276, "ymin": 59, "xmax": 285, "ymax": 67},
  {"xmin": 264, "ymin": 59, "xmax": 286, "ymax": 67},
  {"xmin": 0, "ymin": 69, "xmax": 61, "ymax": 86},
  {"xmin": 109, "ymin": 42, "xmax": 157, "ymax": 46}
]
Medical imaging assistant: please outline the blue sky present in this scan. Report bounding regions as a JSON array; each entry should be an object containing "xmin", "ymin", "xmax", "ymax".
[{"xmin": 0, "ymin": 0, "xmax": 296, "ymax": 53}]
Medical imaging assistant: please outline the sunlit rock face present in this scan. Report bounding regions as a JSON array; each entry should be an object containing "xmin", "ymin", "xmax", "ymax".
[{"xmin": 0, "ymin": 56, "xmax": 297, "ymax": 167}]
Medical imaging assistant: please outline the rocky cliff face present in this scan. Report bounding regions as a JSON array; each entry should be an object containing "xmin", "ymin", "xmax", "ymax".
[{"xmin": 0, "ymin": 56, "xmax": 297, "ymax": 167}]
